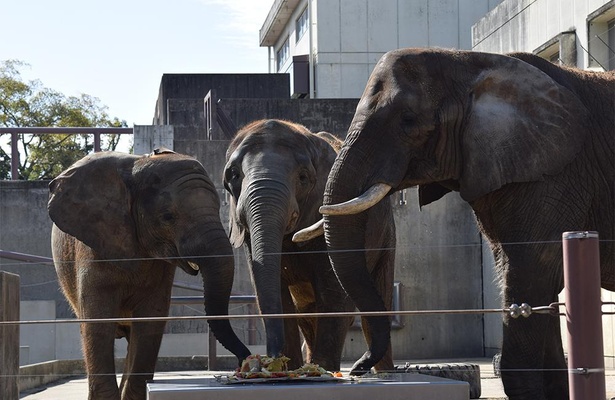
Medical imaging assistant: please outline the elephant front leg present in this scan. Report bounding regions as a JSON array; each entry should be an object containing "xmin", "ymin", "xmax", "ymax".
[
  {"xmin": 81, "ymin": 320, "xmax": 121, "ymax": 400},
  {"xmin": 309, "ymin": 292, "xmax": 355, "ymax": 372}
]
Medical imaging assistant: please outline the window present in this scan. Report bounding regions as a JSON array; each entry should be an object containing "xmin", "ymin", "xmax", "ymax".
[
  {"xmin": 535, "ymin": 32, "xmax": 576, "ymax": 66},
  {"xmin": 609, "ymin": 19, "xmax": 615, "ymax": 70},
  {"xmin": 296, "ymin": 7, "xmax": 308, "ymax": 42},
  {"xmin": 587, "ymin": 4, "xmax": 615, "ymax": 70},
  {"xmin": 276, "ymin": 37, "xmax": 290, "ymax": 71}
]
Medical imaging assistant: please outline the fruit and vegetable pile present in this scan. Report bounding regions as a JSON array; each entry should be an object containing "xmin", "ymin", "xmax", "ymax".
[{"xmin": 230, "ymin": 355, "xmax": 344, "ymax": 381}]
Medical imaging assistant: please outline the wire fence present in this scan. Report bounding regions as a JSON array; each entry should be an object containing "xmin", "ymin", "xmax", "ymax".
[{"xmin": 1, "ymin": 243, "xmax": 614, "ymax": 372}]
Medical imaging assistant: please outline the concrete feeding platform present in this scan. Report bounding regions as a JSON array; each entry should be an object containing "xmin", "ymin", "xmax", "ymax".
[{"xmin": 146, "ymin": 373, "xmax": 470, "ymax": 400}]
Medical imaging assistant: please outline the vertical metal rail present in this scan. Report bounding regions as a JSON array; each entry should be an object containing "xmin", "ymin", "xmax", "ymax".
[
  {"xmin": 11, "ymin": 132, "xmax": 19, "ymax": 180},
  {"xmin": 562, "ymin": 231, "xmax": 606, "ymax": 400}
]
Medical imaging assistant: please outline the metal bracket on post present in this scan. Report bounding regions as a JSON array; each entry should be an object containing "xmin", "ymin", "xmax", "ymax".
[{"xmin": 562, "ymin": 231, "xmax": 606, "ymax": 400}]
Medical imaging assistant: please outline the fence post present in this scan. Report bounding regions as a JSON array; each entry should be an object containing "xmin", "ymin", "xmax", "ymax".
[
  {"xmin": 562, "ymin": 231, "xmax": 606, "ymax": 400},
  {"xmin": 94, "ymin": 133, "xmax": 101, "ymax": 152},
  {"xmin": 0, "ymin": 271, "xmax": 20, "ymax": 400},
  {"xmin": 208, "ymin": 329, "xmax": 218, "ymax": 371}
]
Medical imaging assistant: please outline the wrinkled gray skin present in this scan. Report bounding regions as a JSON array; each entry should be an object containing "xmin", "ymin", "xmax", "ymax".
[
  {"xmin": 49, "ymin": 150, "xmax": 250, "ymax": 400},
  {"xmin": 224, "ymin": 119, "xmax": 395, "ymax": 372},
  {"xmin": 323, "ymin": 48, "xmax": 614, "ymax": 399}
]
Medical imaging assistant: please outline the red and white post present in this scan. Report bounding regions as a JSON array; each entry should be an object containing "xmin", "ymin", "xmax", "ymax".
[{"xmin": 562, "ymin": 231, "xmax": 606, "ymax": 400}]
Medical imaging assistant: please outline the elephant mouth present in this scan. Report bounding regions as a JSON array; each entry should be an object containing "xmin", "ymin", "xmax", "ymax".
[{"xmin": 176, "ymin": 259, "xmax": 200, "ymax": 276}]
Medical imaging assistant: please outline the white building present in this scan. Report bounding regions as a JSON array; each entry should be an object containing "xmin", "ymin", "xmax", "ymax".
[
  {"xmin": 259, "ymin": 0, "xmax": 504, "ymax": 99},
  {"xmin": 472, "ymin": 0, "xmax": 615, "ymax": 70}
]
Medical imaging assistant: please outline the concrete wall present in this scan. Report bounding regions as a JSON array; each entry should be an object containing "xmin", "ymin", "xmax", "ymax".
[
  {"xmin": 472, "ymin": 0, "xmax": 614, "ymax": 69},
  {"xmin": 133, "ymin": 125, "xmax": 174, "ymax": 155},
  {"xmin": 153, "ymin": 73, "xmax": 291, "ymax": 125}
]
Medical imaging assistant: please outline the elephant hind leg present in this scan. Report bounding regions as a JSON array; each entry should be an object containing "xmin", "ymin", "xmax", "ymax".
[
  {"xmin": 119, "ymin": 320, "xmax": 166, "ymax": 400},
  {"xmin": 542, "ymin": 315, "xmax": 568, "ymax": 399},
  {"xmin": 281, "ymin": 285, "xmax": 304, "ymax": 369}
]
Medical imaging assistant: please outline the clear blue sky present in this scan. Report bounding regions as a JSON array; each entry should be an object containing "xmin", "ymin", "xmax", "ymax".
[{"xmin": 2, "ymin": 0, "xmax": 272, "ymax": 126}]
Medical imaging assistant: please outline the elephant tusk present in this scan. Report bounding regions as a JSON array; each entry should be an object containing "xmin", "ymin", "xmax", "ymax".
[
  {"xmin": 292, "ymin": 219, "xmax": 324, "ymax": 242},
  {"xmin": 188, "ymin": 261, "xmax": 200, "ymax": 271},
  {"xmin": 319, "ymin": 183, "xmax": 392, "ymax": 216}
]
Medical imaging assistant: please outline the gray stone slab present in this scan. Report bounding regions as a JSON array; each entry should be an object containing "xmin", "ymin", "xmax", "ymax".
[{"xmin": 147, "ymin": 373, "xmax": 470, "ymax": 400}]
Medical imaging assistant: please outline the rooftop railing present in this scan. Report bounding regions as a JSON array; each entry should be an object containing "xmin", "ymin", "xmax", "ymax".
[{"xmin": 0, "ymin": 127, "xmax": 134, "ymax": 180}]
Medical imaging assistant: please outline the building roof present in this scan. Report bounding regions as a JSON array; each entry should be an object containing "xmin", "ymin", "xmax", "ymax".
[{"xmin": 259, "ymin": 0, "xmax": 302, "ymax": 46}]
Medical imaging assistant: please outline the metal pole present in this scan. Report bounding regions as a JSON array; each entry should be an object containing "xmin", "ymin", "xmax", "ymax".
[
  {"xmin": 562, "ymin": 231, "xmax": 606, "ymax": 400},
  {"xmin": 94, "ymin": 133, "xmax": 101, "ymax": 152},
  {"xmin": 208, "ymin": 329, "xmax": 218, "ymax": 371},
  {"xmin": 10, "ymin": 132, "xmax": 19, "ymax": 180}
]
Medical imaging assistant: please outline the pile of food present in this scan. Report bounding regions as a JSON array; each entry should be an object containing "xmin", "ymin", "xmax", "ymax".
[{"xmin": 232, "ymin": 355, "xmax": 343, "ymax": 380}]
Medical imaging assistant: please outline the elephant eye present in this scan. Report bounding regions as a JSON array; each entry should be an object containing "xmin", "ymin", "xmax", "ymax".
[
  {"xmin": 225, "ymin": 166, "xmax": 241, "ymax": 182},
  {"xmin": 401, "ymin": 114, "xmax": 415, "ymax": 126},
  {"xmin": 298, "ymin": 170, "xmax": 311, "ymax": 186}
]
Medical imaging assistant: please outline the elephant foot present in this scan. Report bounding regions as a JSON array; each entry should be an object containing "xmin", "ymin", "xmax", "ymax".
[{"xmin": 349, "ymin": 351, "xmax": 377, "ymax": 376}]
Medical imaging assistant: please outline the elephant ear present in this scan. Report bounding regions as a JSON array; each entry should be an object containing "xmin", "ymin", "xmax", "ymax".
[
  {"xmin": 48, "ymin": 152, "xmax": 141, "ymax": 264},
  {"xmin": 459, "ymin": 53, "xmax": 588, "ymax": 202}
]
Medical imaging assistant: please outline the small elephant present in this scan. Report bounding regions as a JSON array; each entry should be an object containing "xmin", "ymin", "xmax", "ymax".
[
  {"xmin": 223, "ymin": 119, "xmax": 395, "ymax": 372},
  {"xmin": 313, "ymin": 48, "xmax": 614, "ymax": 399},
  {"xmin": 48, "ymin": 149, "xmax": 250, "ymax": 400}
]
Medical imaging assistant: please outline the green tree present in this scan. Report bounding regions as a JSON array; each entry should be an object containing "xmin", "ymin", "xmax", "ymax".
[{"xmin": 0, "ymin": 60, "xmax": 128, "ymax": 180}]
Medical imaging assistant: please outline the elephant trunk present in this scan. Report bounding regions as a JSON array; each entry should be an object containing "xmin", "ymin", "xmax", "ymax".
[
  {"xmin": 244, "ymin": 178, "xmax": 292, "ymax": 358},
  {"xmin": 323, "ymin": 145, "xmax": 391, "ymax": 373},
  {"xmin": 179, "ymin": 220, "xmax": 251, "ymax": 363}
]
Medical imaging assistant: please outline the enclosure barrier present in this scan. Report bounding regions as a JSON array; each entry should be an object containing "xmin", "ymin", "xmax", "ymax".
[{"xmin": 1, "ymin": 232, "xmax": 611, "ymax": 399}]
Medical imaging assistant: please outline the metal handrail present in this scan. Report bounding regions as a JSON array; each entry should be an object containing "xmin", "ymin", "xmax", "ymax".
[{"xmin": 0, "ymin": 127, "xmax": 133, "ymax": 180}]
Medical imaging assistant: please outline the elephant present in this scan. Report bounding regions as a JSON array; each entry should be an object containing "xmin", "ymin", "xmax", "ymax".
[
  {"xmin": 297, "ymin": 48, "xmax": 614, "ymax": 399},
  {"xmin": 223, "ymin": 119, "xmax": 395, "ymax": 372},
  {"xmin": 48, "ymin": 149, "xmax": 251, "ymax": 400}
]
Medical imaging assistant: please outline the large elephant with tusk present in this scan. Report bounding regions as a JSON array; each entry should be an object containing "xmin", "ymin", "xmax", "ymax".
[{"xmin": 296, "ymin": 48, "xmax": 615, "ymax": 399}]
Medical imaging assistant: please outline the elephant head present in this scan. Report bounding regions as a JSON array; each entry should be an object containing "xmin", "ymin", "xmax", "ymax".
[
  {"xmin": 48, "ymin": 149, "xmax": 251, "ymax": 363},
  {"xmin": 313, "ymin": 47, "xmax": 615, "ymax": 398},
  {"xmin": 323, "ymin": 48, "xmax": 587, "ymax": 212},
  {"xmin": 223, "ymin": 119, "xmax": 338, "ymax": 361}
]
